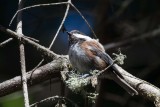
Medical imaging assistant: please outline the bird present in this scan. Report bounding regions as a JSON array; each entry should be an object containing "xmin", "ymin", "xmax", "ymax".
[{"xmin": 66, "ymin": 30, "xmax": 138, "ymax": 95}]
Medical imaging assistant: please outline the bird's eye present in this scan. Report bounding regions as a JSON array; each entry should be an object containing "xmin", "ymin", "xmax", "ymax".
[{"xmin": 79, "ymin": 38, "xmax": 85, "ymax": 41}]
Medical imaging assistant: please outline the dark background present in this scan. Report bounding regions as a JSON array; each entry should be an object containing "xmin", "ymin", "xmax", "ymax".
[{"xmin": 0, "ymin": 0, "xmax": 160, "ymax": 107}]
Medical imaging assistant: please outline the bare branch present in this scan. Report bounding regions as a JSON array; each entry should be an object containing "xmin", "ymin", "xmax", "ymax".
[
  {"xmin": 60, "ymin": 62, "xmax": 160, "ymax": 104},
  {"xmin": 16, "ymin": 0, "xmax": 30, "ymax": 106},
  {"xmin": 102, "ymin": 64, "xmax": 160, "ymax": 103},
  {"xmin": 0, "ymin": 57, "xmax": 68, "ymax": 97},
  {"xmin": 0, "ymin": 52, "xmax": 160, "ymax": 105},
  {"xmin": 0, "ymin": 38, "xmax": 13, "ymax": 47},
  {"xmin": 0, "ymin": 25, "xmax": 58, "ymax": 59},
  {"xmin": 19, "ymin": 43, "xmax": 29, "ymax": 107}
]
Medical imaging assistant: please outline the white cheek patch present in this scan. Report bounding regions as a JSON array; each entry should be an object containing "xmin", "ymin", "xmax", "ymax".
[{"xmin": 74, "ymin": 34, "xmax": 92, "ymax": 40}]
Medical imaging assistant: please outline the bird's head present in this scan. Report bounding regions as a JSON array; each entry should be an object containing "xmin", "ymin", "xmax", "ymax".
[{"xmin": 67, "ymin": 30, "xmax": 91, "ymax": 46}]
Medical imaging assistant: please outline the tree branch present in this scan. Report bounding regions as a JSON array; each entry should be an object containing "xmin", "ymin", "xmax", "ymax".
[
  {"xmin": 104, "ymin": 27, "xmax": 160, "ymax": 50},
  {"xmin": 0, "ymin": 38, "xmax": 13, "ymax": 47},
  {"xmin": 0, "ymin": 25, "xmax": 59, "ymax": 59},
  {"xmin": 0, "ymin": 53, "xmax": 160, "ymax": 105},
  {"xmin": 16, "ymin": 0, "xmax": 30, "ymax": 106},
  {"xmin": 102, "ymin": 64, "xmax": 160, "ymax": 103},
  {"xmin": 0, "ymin": 57, "xmax": 69, "ymax": 97},
  {"xmin": 0, "ymin": 26, "xmax": 160, "ymax": 106}
]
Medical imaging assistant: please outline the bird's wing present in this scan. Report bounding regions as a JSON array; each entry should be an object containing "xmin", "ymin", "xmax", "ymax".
[
  {"xmin": 80, "ymin": 40, "xmax": 138, "ymax": 95},
  {"xmin": 89, "ymin": 46, "xmax": 138, "ymax": 95},
  {"xmin": 88, "ymin": 44, "xmax": 124, "ymax": 78},
  {"xmin": 81, "ymin": 40, "xmax": 120, "ymax": 73}
]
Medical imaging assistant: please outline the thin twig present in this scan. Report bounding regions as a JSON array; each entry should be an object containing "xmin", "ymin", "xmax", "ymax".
[
  {"xmin": 115, "ymin": 0, "xmax": 133, "ymax": 17},
  {"xmin": 70, "ymin": 3, "xmax": 97, "ymax": 39},
  {"xmin": 96, "ymin": 61, "xmax": 115, "ymax": 76},
  {"xmin": 30, "ymin": 95, "xmax": 79, "ymax": 107},
  {"xmin": 104, "ymin": 27, "xmax": 160, "ymax": 50},
  {"xmin": 108, "ymin": 0, "xmax": 133, "ymax": 21},
  {"xmin": 0, "ymin": 38, "xmax": 13, "ymax": 47},
  {"xmin": 29, "ymin": 59, "xmax": 44, "ymax": 83},
  {"xmin": 49, "ymin": 0, "xmax": 71, "ymax": 49},
  {"xmin": 9, "ymin": 2, "xmax": 68, "ymax": 26},
  {"xmin": 30, "ymin": 0, "xmax": 70, "ymax": 82}
]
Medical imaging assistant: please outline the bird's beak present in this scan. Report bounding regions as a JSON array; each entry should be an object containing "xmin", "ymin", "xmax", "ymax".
[{"xmin": 66, "ymin": 31, "xmax": 72, "ymax": 36}]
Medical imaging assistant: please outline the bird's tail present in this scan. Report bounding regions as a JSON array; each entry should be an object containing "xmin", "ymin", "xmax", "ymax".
[
  {"xmin": 111, "ymin": 68, "xmax": 138, "ymax": 95},
  {"xmin": 102, "ymin": 52, "xmax": 138, "ymax": 95}
]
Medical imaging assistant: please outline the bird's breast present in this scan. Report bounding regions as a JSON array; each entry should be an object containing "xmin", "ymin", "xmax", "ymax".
[{"xmin": 68, "ymin": 44, "xmax": 93, "ymax": 73}]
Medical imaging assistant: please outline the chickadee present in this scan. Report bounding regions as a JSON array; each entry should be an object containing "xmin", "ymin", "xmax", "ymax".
[{"xmin": 67, "ymin": 30, "xmax": 138, "ymax": 95}]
